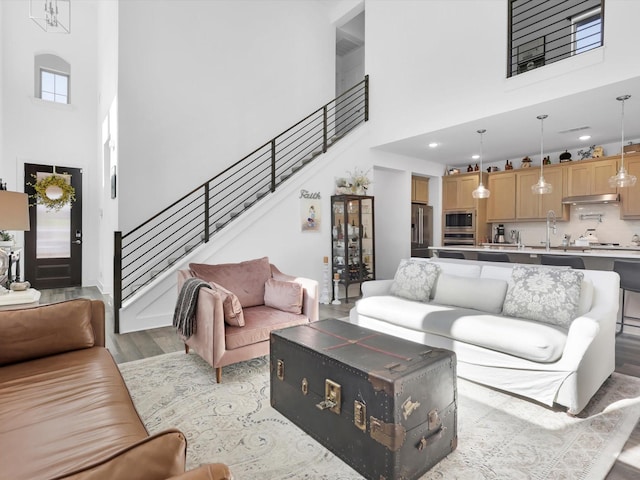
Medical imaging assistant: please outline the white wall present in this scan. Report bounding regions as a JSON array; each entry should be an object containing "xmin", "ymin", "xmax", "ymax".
[
  {"xmin": 0, "ymin": 0, "xmax": 100, "ymax": 285},
  {"xmin": 365, "ymin": 0, "xmax": 640, "ymax": 148},
  {"xmin": 116, "ymin": 0, "xmax": 337, "ymax": 232},
  {"xmin": 96, "ymin": 0, "xmax": 119, "ymax": 294}
]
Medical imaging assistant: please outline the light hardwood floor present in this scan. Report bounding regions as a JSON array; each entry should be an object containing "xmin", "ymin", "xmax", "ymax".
[{"xmin": 38, "ymin": 286, "xmax": 640, "ymax": 479}]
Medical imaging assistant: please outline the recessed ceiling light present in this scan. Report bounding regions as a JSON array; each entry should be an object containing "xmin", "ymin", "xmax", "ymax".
[
  {"xmin": 472, "ymin": 154, "xmax": 480, "ymax": 160},
  {"xmin": 428, "ymin": 142, "xmax": 439, "ymax": 148},
  {"xmin": 579, "ymin": 135, "xmax": 591, "ymax": 141}
]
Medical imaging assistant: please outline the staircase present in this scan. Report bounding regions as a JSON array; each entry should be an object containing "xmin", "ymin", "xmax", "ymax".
[{"xmin": 113, "ymin": 76, "xmax": 369, "ymax": 331}]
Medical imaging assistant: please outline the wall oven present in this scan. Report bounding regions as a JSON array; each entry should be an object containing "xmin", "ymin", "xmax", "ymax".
[
  {"xmin": 444, "ymin": 210, "xmax": 474, "ymax": 230},
  {"xmin": 442, "ymin": 232, "xmax": 476, "ymax": 246},
  {"xmin": 443, "ymin": 210, "xmax": 476, "ymax": 246}
]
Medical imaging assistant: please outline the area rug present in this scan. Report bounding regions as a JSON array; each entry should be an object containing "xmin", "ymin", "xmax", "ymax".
[{"xmin": 119, "ymin": 352, "xmax": 640, "ymax": 479}]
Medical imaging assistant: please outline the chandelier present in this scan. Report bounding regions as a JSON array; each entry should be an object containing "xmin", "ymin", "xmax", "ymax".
[
  {"xmin": 608, "ymin": 95, "xmax": 637, "ymax": 188},
  {"xmin": 30, "ymin": 0, "xmax": 70, "ymax": 34},
  {"xmin": 472, "ymin": 129, "xmax": 490, "ymax": 199},
  {"xmin": 531, "ymin": 114, "xmax": 553, "ymax": 195}
]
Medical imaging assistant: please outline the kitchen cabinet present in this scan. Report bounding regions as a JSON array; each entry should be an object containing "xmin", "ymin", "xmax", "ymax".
[
  {"xmin": 331, "ymin": 195, "xmax": 375, "ymax": 303},
  {"xmin": 411, "ymin": 176, "xmax": 430, "ymax": 203},
  {"xmin": 620, "ymin": 154, "xmax": 640, "ymax": 219},
  {"xmin": 442, "ymin": 172, "xmax": 481, "ymax": 210},
  {"xmin": 566, "ymin": 157, "xmax": 618, "ymax": 197},
  {"xmin": 487, "ymin": 171, "xmax": 516, "ymax": 222},
  {"xmin": 515, "ymin": 165, "xmax": 568, "ymax": 221}
]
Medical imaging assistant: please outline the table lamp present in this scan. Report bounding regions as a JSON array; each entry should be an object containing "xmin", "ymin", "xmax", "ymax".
[{"xmin": 0, "ymin": 191, "xmax": 30, "ymax": 287}]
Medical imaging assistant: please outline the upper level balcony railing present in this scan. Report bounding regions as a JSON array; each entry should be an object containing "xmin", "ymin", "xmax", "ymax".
[{"xmin": 508, "ymin": 0, "xmax": 604, "ymax": 77}]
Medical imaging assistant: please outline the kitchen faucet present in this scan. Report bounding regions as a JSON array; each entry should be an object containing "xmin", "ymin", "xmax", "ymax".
[{"xmin": 545, "ymin": 210, "xmax": 557, "ymax": 251}]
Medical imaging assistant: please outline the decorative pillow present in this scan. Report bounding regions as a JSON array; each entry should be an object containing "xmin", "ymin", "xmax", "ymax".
[
  {"xmin": 189, "ymin": 257, "xmax": 271, "ymax": 307},
  {"xmin": 502, "ymin": 265, "xmax": 584, "ymax": 328},
  {"xmin": 389, "ymin": 259, "xmax": 440, "ymax": 302},
  {"xmin": 433, "ymin": 273, "xmax": 508, "ymax": 314},
  {"xmin": 264, "ymin": 278, "xmax": 303, "ymax": 314},
  {"xmin": 210, "ymin": 282, "xmax": 245, "ymax": 327}
]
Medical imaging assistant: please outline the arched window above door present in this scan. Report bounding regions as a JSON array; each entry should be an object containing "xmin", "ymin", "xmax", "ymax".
[{"xmin": 34, "ymin": 54, "xmax": 70, "ymax": 104}]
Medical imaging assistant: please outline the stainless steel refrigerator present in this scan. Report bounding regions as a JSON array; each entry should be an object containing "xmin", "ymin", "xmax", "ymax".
[{"xmin": 411, "ymin": 203, "xmax": 433, "ymax": 258}]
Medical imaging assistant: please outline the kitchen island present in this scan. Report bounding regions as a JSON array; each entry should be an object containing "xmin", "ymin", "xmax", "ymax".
[{"xmin": 428, "ymin": 244, "xmax": 640, "ymax": 270}]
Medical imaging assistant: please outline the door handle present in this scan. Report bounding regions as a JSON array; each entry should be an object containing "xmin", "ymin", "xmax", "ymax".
[{"xmin": 72, "ymin": 240, "xmax": 82, "ymax": 244}]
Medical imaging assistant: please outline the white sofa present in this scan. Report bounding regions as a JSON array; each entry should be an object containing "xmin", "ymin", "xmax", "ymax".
[{"xmin": 348, "ymin": 258, "xmax": 620, "ymax": 414}]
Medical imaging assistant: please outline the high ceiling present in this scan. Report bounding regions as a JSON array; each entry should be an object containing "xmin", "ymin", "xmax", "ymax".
[{"xmin": 375, "ymin": 77, "xmax": 640, "ymax": 168}]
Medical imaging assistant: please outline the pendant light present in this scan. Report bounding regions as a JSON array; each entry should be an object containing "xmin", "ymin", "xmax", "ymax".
[
  {"xmin": 608, "ymin": 95, "xmax": 637, "ymax": 188},
  {"xmin": 531, "ymin": 114, "xmax": 553, "ymax": 195},
  {"xmin": 472, "ymin": 129, "xmax": 490, "ymax": 199}
]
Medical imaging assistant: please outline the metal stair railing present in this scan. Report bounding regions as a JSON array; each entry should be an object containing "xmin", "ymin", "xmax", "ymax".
[{"xmin": 113, "ymin": 75, "xmax": 369, "ymax": 331}]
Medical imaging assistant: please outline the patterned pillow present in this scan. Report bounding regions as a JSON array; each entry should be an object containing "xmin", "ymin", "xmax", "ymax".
[
  {"xmin": 390, "ymin": 260, "xmax": 440, "ymax": 302},
  {"xmin": 502, "ymin": 265, "xmax": 584, "ymax": 328}
]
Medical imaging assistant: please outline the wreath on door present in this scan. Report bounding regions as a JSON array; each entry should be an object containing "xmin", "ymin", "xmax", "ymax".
[{"xmin": 30, "ymin": 174, "xmax": 76, "ymax": 211}]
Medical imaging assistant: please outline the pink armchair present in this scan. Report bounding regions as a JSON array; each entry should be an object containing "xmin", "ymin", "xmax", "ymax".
[{"xmin": 177, "ymin": 257, "xmax": 318, "ymax": 382}]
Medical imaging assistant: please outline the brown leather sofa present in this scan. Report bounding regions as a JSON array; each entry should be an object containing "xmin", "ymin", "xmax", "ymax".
[
  {"xmin": 0, "ymin": 299, "xmax": 232, "ymax": 480},
  {"xmin": 178, "ymin": 257, "xmax": 319, "ymax": 383}
]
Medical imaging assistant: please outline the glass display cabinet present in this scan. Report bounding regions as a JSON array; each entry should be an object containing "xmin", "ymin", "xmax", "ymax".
[{"xmin": 331, "ymin": 195, "xmax": 375, "ymax": 302}]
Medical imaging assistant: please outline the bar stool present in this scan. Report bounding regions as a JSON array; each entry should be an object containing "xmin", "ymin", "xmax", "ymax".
[
  {"xmin": 437, "ymin": 251, "xmax": 465, "ymax": 259},
  {"xmin": 613, "ymin": 260, "xmax": 640, "ymax": 334},
  {"xmin": 540, "ymin": 255, "xmax": 585, "ymax": 269},
  {"xmin": 477, "ymin": 252, "xmax": 510, "ymax": 263}
]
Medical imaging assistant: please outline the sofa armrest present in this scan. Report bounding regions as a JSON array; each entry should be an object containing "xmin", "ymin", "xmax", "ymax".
[
  {"xmin": 270, "ymin": 265, "xmax": 319, "ymax": 322},
  {"xmin": 167, "ymin": 464, "xmax": 233, "ymax": 480},
  {"xmin": 53, "ymin": 429, "xmax": 187, "ymax": 480},
  {"xmin": 361, "ymin": 279, "xmax": 393, "ymax": 298}
]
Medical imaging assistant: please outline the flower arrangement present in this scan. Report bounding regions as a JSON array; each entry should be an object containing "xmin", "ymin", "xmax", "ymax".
[
  {"xmin": 0, "ymin": 231, "xmax": 13, "ymax": 242},
  {"xmin": 335, "ymin": 167, "xmax": 371, "ymax": 195},
  {"xmin": 29, "ymin": 174, "xmax": 76, "ymax": 211}
]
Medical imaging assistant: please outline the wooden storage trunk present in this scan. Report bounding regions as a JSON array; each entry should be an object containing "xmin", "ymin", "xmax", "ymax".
[{"xmin": 270, "ymin": 319, "xmax": 457, "ymax": 480}]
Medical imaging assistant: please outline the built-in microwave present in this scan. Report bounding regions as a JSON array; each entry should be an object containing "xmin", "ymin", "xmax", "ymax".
[{"xmin": 444, "ymin": 210, "xmax": 474, "ymax": 230}]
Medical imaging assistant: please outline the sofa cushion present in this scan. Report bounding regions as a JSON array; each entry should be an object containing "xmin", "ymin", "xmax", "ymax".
[
  {"xmin": 0, "ymin": 348, "xmax": 149, "ymax": 479},
  {"xmin": 502, "ymin": 265, "xmax": 584, "ymax": 328},
  {"xmin": 225, "ymin": 306, "xmax": 308, "ymax": 350},
  {"xmin": 210, "ymin": 282, "xmax": 245, "ymax": 327},
  {"xmin": 390, "ymin": 259, "xmax": 440, "ymax": 301},
  {"xmin": 264, "ymin": 278, "xmax": 303, "ymax": 314},
  {"xmin": 433, "ymin": 273, "xmax": 508, "ymax": 314},
  {"xmin": 577, "ymin": 278, "xmax": 594, "ymax": 316},
  {"xmin": 355, "ymin": 296, "xmax": 567, "ymax": 363},
  {"xmin": 427, "ymin": 259, "xmax": 482, "ymax": 278},
  {"xmin": 190, "ymin": 257, "xmax": 272, "ymax": 308},
  {"xmin": 0, "ymin": 300, "xmax": 95, "ymax": 365}
]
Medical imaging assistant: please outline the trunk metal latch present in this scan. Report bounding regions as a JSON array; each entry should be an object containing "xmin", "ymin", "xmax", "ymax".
[
  {"xmin": 316, "ymin": 379, "xmax": 341, "ymax": 414},
  {"xmin": 354, "ymin": 400, "xmax": 367, "ymax": 431}
]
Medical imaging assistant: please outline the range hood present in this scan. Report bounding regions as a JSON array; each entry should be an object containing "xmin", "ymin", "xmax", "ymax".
[{"xmin": 561, "ymin": 193, "xmax": 620, "ymax": 205}]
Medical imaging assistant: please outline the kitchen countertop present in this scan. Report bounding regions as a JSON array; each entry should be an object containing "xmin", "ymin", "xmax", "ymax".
[{"xmin": 429, "ymin": 245, "xmax": 640, "ymax": 259}]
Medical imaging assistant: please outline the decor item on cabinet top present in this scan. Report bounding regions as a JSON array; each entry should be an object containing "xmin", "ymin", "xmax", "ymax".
[
  {"xmin": 521, "ymin": 156, "xmax": 532, "ymax": 168},
  {"xmin": 467, "ymin": 164, "xmax": 473, "ymax": 172},
  {"xmin": 577, "ymin": 145, "xmax": 595, "ymax": 160},
  {"xmin": 593, "ymin": 146, "xmax": 604, "ymax": 158},
  {"xmin": 543, "ymin": 156, "xmax": 551, "ymax": 165},
  {"xmin": 505, "ymin": 160, "xmax": 513, "ymax": 170},
  {"xmin": 559, "ymin": 150, "xmax": 572, "ymax": 162},
  {"xmin": 609, "ymin": 94, "xmax": 637, "ymax": 188}
]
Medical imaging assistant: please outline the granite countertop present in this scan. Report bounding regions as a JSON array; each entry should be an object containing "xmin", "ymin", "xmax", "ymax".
[{"xmin": 429, "ymin": 245, "xmax": 640, "ymax": 259}]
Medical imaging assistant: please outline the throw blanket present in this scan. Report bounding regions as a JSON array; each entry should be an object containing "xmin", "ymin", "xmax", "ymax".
[{"xmin": 173, "ymin": 278, "xmax": 211, "ymax": 338}]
